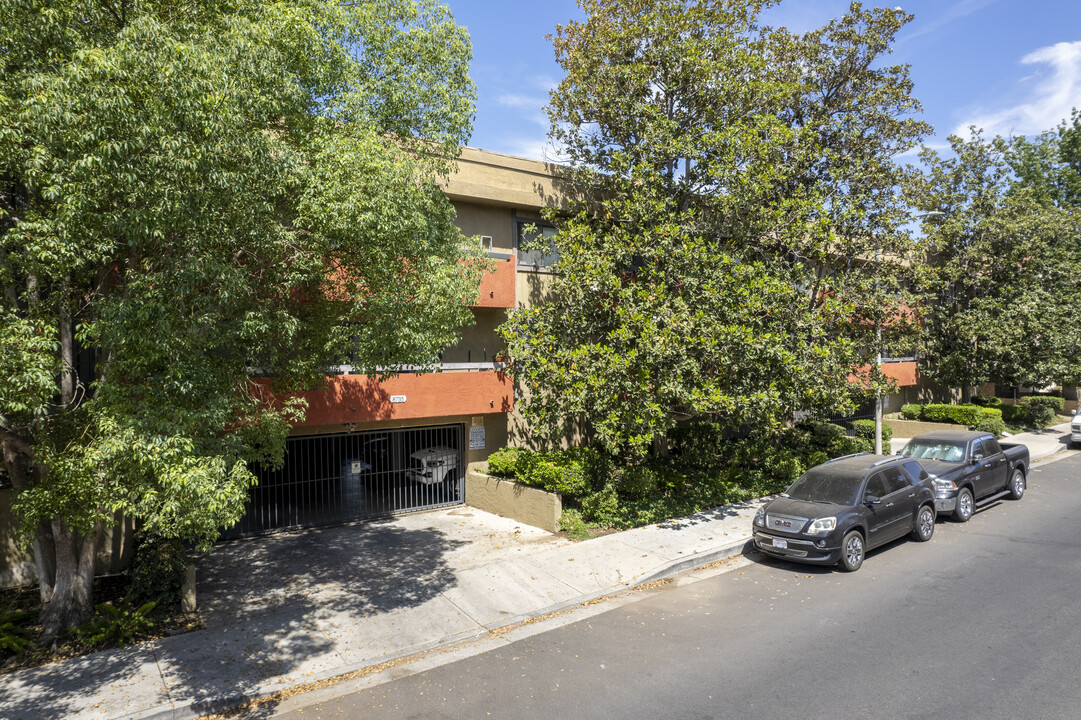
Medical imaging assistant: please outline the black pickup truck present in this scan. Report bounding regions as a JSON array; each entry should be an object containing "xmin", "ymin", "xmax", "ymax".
[{"xmin": 897, "ymin": 430, "xmax": 1029, "ymax": 522}]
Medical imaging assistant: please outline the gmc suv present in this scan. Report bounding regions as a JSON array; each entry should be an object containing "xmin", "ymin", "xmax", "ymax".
[{"xmin": 752, "ymin": 454, "xmax": 936, "ymax": 572}]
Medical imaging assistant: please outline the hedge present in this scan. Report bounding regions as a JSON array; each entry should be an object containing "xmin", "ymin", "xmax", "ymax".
[
  {"xmin": 900, "ymin": 403, "xmax": 922, "ymax": 420},
  {"xmin": 975, "ymin": 416, "xmax": 1007, "ymax": 437},
  {"xmin": 851, "ymin": 419, "xmax": 893, "ymax": 445}
]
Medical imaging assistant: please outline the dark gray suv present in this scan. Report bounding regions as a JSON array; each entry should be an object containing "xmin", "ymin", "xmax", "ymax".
[{"xmin": 752, "ymin": 454, "xmax": 937, "ymax": 572}]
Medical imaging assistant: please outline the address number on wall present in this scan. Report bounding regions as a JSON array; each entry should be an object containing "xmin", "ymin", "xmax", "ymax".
[{"xmin": 390, "ymin": 395, "xmax": 407, "ymax": 403}]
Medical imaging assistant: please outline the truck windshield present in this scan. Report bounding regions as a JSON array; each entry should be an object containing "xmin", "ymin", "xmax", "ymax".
[
  {"xmin": 899, "ymin": 441, "xmax": 965, "ymax": 462},
  {"xmin": 785, "ymin": 471, "xmax": 861, "ymax": 506}
]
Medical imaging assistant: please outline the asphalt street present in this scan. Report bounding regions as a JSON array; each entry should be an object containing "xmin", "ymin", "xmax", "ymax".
[{"xmin": 272, "ymin": 453, "xmax": 1081, "ymax": 720}]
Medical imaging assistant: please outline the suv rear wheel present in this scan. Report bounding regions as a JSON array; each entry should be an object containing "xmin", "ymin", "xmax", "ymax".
[
  {"xmin": 911, "ymin": 505, "xmax": 935, "ymax": 542},
  {"xmin": 840, "ymin": 530, "xmax": 865, "ymax": 572}
]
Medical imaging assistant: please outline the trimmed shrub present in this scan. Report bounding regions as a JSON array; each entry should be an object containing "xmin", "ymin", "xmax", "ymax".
[
  {"xmin": 808, "ymin": 422, "xmax": 847, "ymax": 445},
  {"xmin": 126, "ymin": 532, "xmax": 188, "ymax": 610},
  {"xmin": 851, "ymin": 419, "xmax": 894, "ymax": 445},
  {"xmin": 516, "ymin": 450, "xmax": 588, "ymax": 496},
  {"xmin": 1024, "ymin": 395, "xmax": 1065, "ymax": 412},
  {"xmin": 900, "ymin": 403, "xmax": 923, "ymax": 420},
  {"xmin": 828, "ymin": 435, "xmax": 872, "ymax": 457},
  {"xmin": 580, "ymin": 483, "xmax": 621, "ymax": 527},
  {"xmin": 918, "ymin": 403, "xmax": 999, "ymax": 426},
  {"xmin": 1020, "ymin": 397, "xmax": 1058, "ymax": 428},
  {"xmin": 975, "ymin": 417, "xmax": 1007, "ymax": 437},
  {"xmin": 1001, "ymin": 404, "xmax": 1027, "ymax": 423},
  {"xmin": 971, "ymin": 395, "xmax": 1002, "ymax": 407},
  {"xmin": 485, "ymin": 446, "xmax": 523, "ymax": 477},
  {"xmin": 920, "ymin": 403, "xmax": 982, "ymax": 425},
  {"xmin": 616, "ymin": 465, "xmax": 659, "ymax": 499}
]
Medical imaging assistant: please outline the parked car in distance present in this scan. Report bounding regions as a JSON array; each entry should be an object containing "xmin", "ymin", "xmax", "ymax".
[
  {"xmin": 1071, "ymin": 410, "xmax": 1081, "ymax": 448},
  {"xmin": 752, "ymin": 454, "xmax": 936, "ymax": 572},
  {"xmin": 405, "ymin": 446, "xmax": 459, "ymax": 486},
  {"xmin": 897, "ymin": 430, "xmax": 1029, "ymax": 522}
]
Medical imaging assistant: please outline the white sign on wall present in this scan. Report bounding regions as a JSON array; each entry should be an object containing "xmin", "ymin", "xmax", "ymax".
[{"xmin": 390, "ymin": 395, "xmax": 407, "ymax": 403}]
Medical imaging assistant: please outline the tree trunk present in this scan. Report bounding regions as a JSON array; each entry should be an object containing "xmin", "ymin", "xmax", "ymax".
[
  {"xmin": 38, "ymin": 519, "xmax": 99, "ymax": 648},
  {"xmin": 961, "ymin": 385, "xmax": 972, "ymax": 404},
  {"xmin": 33, "ymin": 522, "xmax": 57, "ymax": 605}
]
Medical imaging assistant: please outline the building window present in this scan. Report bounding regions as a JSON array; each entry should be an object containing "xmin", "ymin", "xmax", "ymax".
[{"xmin": 517, "ymin": 222, "xmax": 559, "ymax": 269}]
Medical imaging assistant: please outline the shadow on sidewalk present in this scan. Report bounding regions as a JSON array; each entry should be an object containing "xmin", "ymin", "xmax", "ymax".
[{"xmin": 1, "ymin": 518, "xmax": 467, "ymax": 720}]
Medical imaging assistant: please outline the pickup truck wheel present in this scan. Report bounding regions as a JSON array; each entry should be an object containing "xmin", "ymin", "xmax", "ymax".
[
  {"xmin": 839, "ymin": 531, "xmax": 865, "ymax": 572},
  {"xmin": 954, "ymin": 488, "xmax": 974, "ymax": 523},
  {"xmin": 1008, "ymin": 469, "xmax": 1026, "ymax": 500},
  {"xmin": 911, "ymin": 505, "xmax": 935, "ymax": 542}
]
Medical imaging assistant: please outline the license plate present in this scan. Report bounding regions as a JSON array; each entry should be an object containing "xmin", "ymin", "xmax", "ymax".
[{"xmin": 772, "ymin": 538, "xmax": 788, "ymax": 550}]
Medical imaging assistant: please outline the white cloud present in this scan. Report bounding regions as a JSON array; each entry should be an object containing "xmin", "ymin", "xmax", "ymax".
[
  {"xmin": 496, "ymin": 136, "xmax": 568, "ymax": 164},
  {"xmin": 955, "ymin": 40, "xmax": 1081, "ymax": 137},
  {"xmin": 897, "ymin": 0, "xmax": 997, "ymax": 47}
]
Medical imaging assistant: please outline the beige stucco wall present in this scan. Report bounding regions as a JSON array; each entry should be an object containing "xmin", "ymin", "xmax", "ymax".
[
  {"xmin": 444, "ymin": 147, "xmax": 570, "ymax": 212},
  {"xmin": 884, "ymin": 419, "xmax": 965, "ymax": 438},
  {"xmin": 441, "ymin": 307, "xmax": 507, "ymax": 363},
  {"xmin": 465, "ymin": 463, "xmax": 561, "ymax": 533},
  {"xmin": 452, "ymin": 201, "xmax": 516, "ymax": 252}
]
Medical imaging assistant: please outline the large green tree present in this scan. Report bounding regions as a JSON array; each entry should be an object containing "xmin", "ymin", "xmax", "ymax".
[
  {"xmin": 911, "ymin": 131, "xmax": 1081, "ymax": 397},
  {"xmin": 501, "ymin": 0, "xmax": 927, "ymax": 455},
  {"xmin": 1, "ymin": 0, "xmax": 480, "ymax": 644},
  {"xmin": 1011, "ymin": 109, "xmax": 1081, "ymax": 211}
]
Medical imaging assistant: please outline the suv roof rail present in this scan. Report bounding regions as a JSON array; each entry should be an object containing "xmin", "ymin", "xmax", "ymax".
[
  {"xmin": 823, "ymin": 452, "xmax": 869, "ymax": 464},
  {"xmin": 869, "ymin": 456, "xmax": 899, "ymax": 467}
]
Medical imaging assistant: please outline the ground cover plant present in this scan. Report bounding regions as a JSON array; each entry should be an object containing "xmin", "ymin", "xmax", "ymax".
[
  {"xmin": 486, "ymin": 421, "xmax": 874, "ymax": 533},
  {"xmin": 0, "ymin": 574, "xmax": 201, "ymax": 674}
]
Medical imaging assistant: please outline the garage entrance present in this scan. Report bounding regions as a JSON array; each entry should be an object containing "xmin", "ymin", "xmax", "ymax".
[{"xmin": 223, "ymin": 424, "xmax": 465, "ymax": 539}]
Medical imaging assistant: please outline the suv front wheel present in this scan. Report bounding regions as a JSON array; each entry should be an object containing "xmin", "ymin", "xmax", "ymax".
[{"xmin": 840, "ymin": 530, "xmax": 865, "ymax": 572}]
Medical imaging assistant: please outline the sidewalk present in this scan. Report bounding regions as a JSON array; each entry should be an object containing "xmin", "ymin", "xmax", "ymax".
[
  {"xmin": 0, "ymin": 502, "xmax": 763, "ymax": 720},
  {"xmin": 2, "ymin": 423, "xmax": 1072, "ymax": 720}
]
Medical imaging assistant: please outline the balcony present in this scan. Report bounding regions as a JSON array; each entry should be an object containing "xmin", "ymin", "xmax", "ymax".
[
  {"xmin": 472, "ymin": 251, "xmax": 515, "ymax": 308},
  {"xmin": 259, "ymin": 363, "xmax": 513, "ymax": 427}
]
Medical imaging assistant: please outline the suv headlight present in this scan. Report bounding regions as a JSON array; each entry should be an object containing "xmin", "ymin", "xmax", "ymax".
[
  {"xmin": 933, "ymin": 477, "xmax": 957, "ymax": 492},
  {"xmin": 753, "ymin": 507, "xmax": 766, "ymax": 527},
  {"xmin": 804, "ymin": 517, "xmax": 836, "ymax": 536}
]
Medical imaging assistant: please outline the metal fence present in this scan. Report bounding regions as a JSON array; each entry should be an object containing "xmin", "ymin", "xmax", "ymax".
[
  {"xmin": 222, "ymin": 424, "xmax": 465, "ymax": 539},
  {"xmin": 818, "ymin": 396, "xmax": 878, "ymax": 427}
]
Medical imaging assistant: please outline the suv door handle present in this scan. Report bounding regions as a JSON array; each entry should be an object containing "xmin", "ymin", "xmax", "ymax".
[
  {"xmin": 886, "ymin": 502, "xmax": 895, "ymax": 508},
  {"xmin": 998, "ymin": 458, "xmax": 1006, "ymax": 463},
  {"xmin": 907, "ymin": 493, "xmax": 915, "ymax": 498},
  {"xmin": 983, "ymin": 463, "xmax": 991, "ymax": 469}
]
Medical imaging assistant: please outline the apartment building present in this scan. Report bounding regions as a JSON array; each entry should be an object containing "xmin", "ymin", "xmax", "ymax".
[{"xmin": 221, "ymin": 147, "xmax": 570, "ymax": 538}]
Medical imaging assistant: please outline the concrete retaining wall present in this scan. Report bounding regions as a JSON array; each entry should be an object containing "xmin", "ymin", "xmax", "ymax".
[
  {"xmin": 465, "ymin": 463, "xmax": 562, "ymax": 533},
  {"xmin": 884, "ymin": 419, "xmax": 964, "ymax": 438}
]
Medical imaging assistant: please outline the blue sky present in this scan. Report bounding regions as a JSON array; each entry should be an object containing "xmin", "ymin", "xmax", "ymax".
[{"xmin": 445, "ymin": 0, "xmax": 1081, "ymax": 161}]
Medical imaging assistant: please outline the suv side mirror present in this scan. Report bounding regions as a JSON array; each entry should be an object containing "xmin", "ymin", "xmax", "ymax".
[
  {"xmin": 971, "ymin": 453, "xmax": 984, "ymax": 465},
  {"xmin": 864, "ymin": 495, "xmax": 881, "ymax": 505}
]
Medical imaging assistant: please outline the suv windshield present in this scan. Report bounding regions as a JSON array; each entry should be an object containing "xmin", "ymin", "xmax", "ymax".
[
  {"xmin": 899, "ymin": 441, "xmax": 965, "ymax": 462},
  {"xmin": 785, "ymin": 470, "xmax": 862, "ymax": 505}
]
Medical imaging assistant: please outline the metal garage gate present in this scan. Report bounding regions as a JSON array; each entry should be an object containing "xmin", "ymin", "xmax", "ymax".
[{"xmin": 223, "ymin": 424, "xmax": 465, "ymax": 539}]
